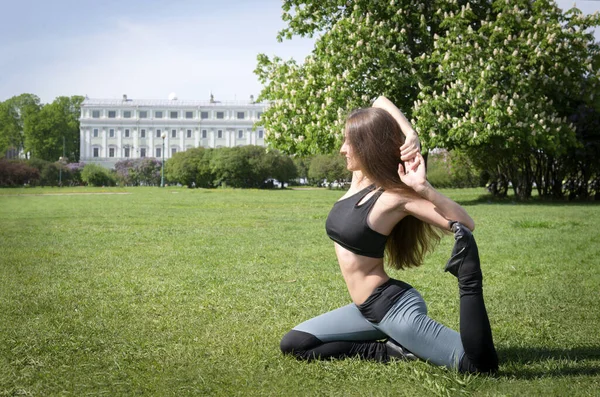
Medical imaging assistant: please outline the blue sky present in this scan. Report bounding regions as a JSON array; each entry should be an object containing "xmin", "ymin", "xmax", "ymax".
[{"xmin": 0, "ymin": 0, "xmax": 598, "ymax": 104}]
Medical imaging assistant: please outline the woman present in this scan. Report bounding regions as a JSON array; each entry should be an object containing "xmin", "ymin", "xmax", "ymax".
[{"xmin": 280, "ymin": 97, "xmax": 498, "ymax": 374}]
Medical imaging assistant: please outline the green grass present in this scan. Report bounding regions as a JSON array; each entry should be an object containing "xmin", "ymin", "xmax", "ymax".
[{"xmin": 1, "ymin": 187, "xmax": 599, "ymax": 396}]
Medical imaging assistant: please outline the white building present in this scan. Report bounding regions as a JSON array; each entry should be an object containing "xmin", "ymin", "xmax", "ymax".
[{"xmin": 79, "ymin": 94, "xmax": 268, "ymax": 168}]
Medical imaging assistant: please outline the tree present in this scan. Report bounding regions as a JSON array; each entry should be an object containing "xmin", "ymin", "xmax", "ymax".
[
  {"xmin": 270, "ymin": 151, "xmax": 298, "ymax": 187},
  {"xmin": 165, "ymin": 147, "xmax": 214, "ymax": 188},
  {"xmin": 307, "ymin": 154, "xmax": 351, "ymax": 186},
  {"xmin": 256, "ymin": 0, "xmax": 600, "ymax": 199},
  {"xmin": 412, "ymin": 0, "xmax": 600, "ymax": 199},
  {"xmin": 255, "ymin": 0, "xmax": 493, "ymax": 156},
  {"xmin": 0, "ymin": 94, "xmax": 41, "ymax": 158},
  {"xmin": 24, "ymin": 96, "xmax": 84, "ymax": 162}
]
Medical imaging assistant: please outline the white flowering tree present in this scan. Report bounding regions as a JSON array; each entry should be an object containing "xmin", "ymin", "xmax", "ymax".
[
  {"xmin": 413, "ymin": 0, "xmax": 600, "ymax": 198},
  {"xmin": 256, "ymin": 0, "xmax": 599, "ymax": 199},
  {"xmin": 255, "ymin": 0, "xmax": 493, "ymax": 155}
]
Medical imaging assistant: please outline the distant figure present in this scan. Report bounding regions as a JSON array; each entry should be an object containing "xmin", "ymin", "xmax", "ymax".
[{"xmin": 280, "ymin": 96, "xmax": 498, "ymax": 374}]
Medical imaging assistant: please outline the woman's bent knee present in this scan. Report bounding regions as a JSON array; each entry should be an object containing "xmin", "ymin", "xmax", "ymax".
[{"xmin": 280, "ymin": 329, "xmax": 321, "ymax": 358}]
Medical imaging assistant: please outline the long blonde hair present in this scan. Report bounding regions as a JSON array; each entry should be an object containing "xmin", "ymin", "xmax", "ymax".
[{"xmin": 345, "ymin": 108, "xmax": 441, "ymax": 270}]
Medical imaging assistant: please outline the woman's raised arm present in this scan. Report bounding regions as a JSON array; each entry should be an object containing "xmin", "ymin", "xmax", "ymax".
[{"xmin": 372, "ymin": 96, "xmax": 420, "ymax": 161}]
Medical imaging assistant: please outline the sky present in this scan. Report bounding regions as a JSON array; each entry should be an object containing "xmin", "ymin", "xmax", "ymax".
[{"xmin": 0, "ymin": 0, "xmax": 599, "ymax": 104}]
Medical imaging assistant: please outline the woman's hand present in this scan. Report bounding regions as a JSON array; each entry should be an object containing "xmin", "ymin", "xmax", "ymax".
[
  {"xmin": 398, "ymin": 152, "xmax": 427, "ymax": 194},
  {"xmin": 400, "ymin": 134, "xmax": 421, "ymax": 162}
]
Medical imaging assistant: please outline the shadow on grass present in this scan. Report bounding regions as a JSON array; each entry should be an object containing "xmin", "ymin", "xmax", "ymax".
[
  {"xmin": 455, "ymin": 194, "xmax": 600, "ymax": 207},
  {"xmin": 497, "ymin": 346, "xmax": 600, "ymax": 378}
]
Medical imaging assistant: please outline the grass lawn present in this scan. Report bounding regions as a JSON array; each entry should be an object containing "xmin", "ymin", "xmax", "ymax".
[{"xmin": 1, "ymin": 186, "xmax": 599, "ymax": 396}]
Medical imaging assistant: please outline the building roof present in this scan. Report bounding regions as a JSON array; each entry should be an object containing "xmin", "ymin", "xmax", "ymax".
[{"xmin": 82, "ymin": 98, "xmax": 267, "ymax": 108}]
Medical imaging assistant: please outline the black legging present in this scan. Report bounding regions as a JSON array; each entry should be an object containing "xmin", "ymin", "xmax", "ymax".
[
  {"xmin": 446, "ymin": 221, "xmax": 498, "ymax": 373},
  {"xmin": 281, "ymin": 222, "xmax": 498, "ymax": 374}
]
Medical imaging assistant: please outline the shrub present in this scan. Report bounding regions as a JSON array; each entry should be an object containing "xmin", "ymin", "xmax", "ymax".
[
  {"xmin": 165, "ymin": 148, "xmax": 214, "ymax": 188},
  {"xmin": 0, "ymin": 160, "xmax": 40, "ymax": 187},
  {"xmin": 81, "ymin": 164, "xmax": 115, "ymax": 186},
  {"xmin": 307, "ymin": 154, "xmax": 350, "ymax": 186},
  {"xmin": 114, "ymin": 158, "xmax": 161, "ymax": 186},
  {"xmin": 427, "ymin": 150, "xmax": 482, "ymax": 189},
  {"xmin": 65, "ymin": 162, "xmax": 85, "ymax": 186}
]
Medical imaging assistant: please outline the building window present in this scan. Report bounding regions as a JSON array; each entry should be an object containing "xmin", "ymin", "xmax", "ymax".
[
  {"xmin": 258, "ymin": 130, "xmax": 264, "ymax": 139},
  {"xmin": 140, "ymin": 148, "xmax": 146, "ymax": 158},
  {"xmin": 92, "ymin": 110, "xmax": 100, "ymax": 118},
  {"xmin": 140, "ymin": 129, "xmax": 146, "ymax": 138},
  {"xmin": 216, "ymin": 111, "xmax": 224, "ymax": 119},
  {"xmin": 124, "ymin": 147, "xmax": 130, "ymax": 157},
  {"xmin": 124, "ymin": 129, "xmax": 130, "ymax": 138},
  {"xmin": 237, "ymin": 111, "xmax": 245, "ymax": 119},
  {"xmin": 108, "ymin": 111, "xmax": 116, "ymax": 118},
  {"xmin": 257, "ymin": 112, "xmax": 262, "ymax": 119},
  {"xmin": 217, "ymin": 130, "xmax": 223, "ymax": 139},
  {"xmin": 156, "ymin": 147, "xmax": 161, "ymax": 157},
  {"xmin": 201, "ymin": 111, "xmax": 209, "ymax": 119},
  {"xmin": 156, "ymin": 129, "xmax": 161, "ymax": 138},
  {"xmin": 109, "ymin": 148, "xmax": 115, "ymax": 157},
  {"xmin": 155, "ymin": 111, "xmax": 163, "ymax": 119},
  {"xmin": 171, "ymin": 129, "xmax": 177, "ymax": 138},
  {"xmin": 170, "ymin": 111, "xmax": 178, "ymax": 119},
  {"xmin": 93, "ymin": 128, "xmax": 99, "ymax": 138},
  {"xmin": 185, "ymin": 111, "xmax": 193, "ymax": 119},
  {"xmin": 123, "ymin": 111, "xmax": 132, "ymax": 118},
  {"xmin": 93, "ymin": 147, "xmax": 99, "ymax": 157},
  {"xmin": 109, "ymin": 129, "xmax": 115, "ymax": 138},
  {"xmin": 186, "ymin": 129, "xmax": 192, "ymax": 138},
  {"xmin": 238, "ymin": 130, "xmax": 244, "ymax": 139},
  {"xmin": 171, "ymin": 148, "xmax": 177, "ymax": 156},
  {"xmin": 139, "ymin": 111, "xmax": 148, "ymax": 119},
  {"xmin": 202, "ymin": 129, "xmax": 207, "ymax": 138}
]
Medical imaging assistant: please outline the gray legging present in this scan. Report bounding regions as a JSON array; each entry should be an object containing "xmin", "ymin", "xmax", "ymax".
[
  {"xmin": 292, "ymin": 288, "xmax": 464, "ymax": 369},
  {"xmin": 280, "ymin": 223, "xmax": 498, "ymax": 373}
]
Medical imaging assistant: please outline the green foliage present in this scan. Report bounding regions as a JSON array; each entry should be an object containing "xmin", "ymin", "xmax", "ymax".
[
  {"xmin": 292, "ymin": 156, "xmax": 310, "ymax": 180},
  {"xmin": 307, "ymin": 154, "xmax": 351, "ymax": 186},
  {"xmin": 412, "ymin": 0, "xmax": 600, "ymax": 199},
  {"xmin": 24, "ymin": 95, "xmax": 84, "ymax": 162},
  {"xmin": 561, "ymin": 104, "xmax": 600, "ymax": 200},
  {"xmin": 427, "ymin": 150, "xmax": 482, "ymax": 189},
  {"xmin": 165, "ymin": 147, "xmax": 214, "ymax": 188},
  {"xmin": 163, "ymin": 145, "xmax": 299, "ymax": 188},
  {"xmin": 25, "ymin": 158, "xmax": 63, "ymax": 187},
  {"xmin": 256, "ymin": 0, "xmax": 600, "ymax": 199},
  {"xmin": 256, "ymin": 0, "xmax": 492, "ymax": 155},
  {"xmin": 81, "ymin": 163, "xmax": 115, "ymax": 187},
  {"xmin": 0, "ymin": 94, "xmax": 41, "ymax": 157}
]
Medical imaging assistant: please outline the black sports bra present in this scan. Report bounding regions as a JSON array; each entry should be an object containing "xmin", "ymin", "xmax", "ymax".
[{"xmin": 325, "ymin": 184, "xmax": 389, "ymax": 258}]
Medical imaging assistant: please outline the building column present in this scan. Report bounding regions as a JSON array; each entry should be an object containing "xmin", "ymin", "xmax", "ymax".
[
  {"xmin": 180, "ymin": 129, "xmax": 184, "ymax": 152},
  {"xmin": 210, "ymin": 130, "xmax": 215, "ymax": 148},
  {"xmin": 194, "ymin": 129, "xmax": 199, "ymax": 148},
  {"xmin": 79, "ymin": 128, "xmax": 85, "ymax": 160},
  {"xmin": 133, "ymin": 128, "xmax": 138, "ymax": 159},
  {"xmin": 102, "ymin": 129, "xmax": 107, "ymax": 158},
  {"xmin": 85, "ymin": 129, "xmax": 91, "ymax": 159},
  {"xmin": 117, "ymin": 128, "xmax": 122, "ymax": 158},
  {"xmin": 149, "ymin": 130, "xmax": 154, "ymax": 158}
]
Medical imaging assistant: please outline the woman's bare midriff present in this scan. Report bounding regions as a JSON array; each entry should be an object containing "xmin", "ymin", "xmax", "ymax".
[{"xmin": 334, "ymin": 243, "xmax": 390, "ymax": 305}]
